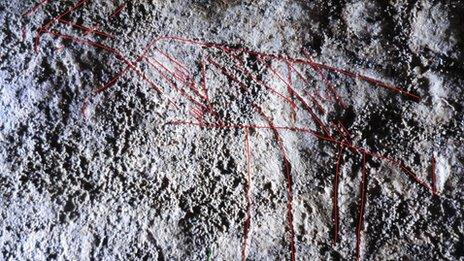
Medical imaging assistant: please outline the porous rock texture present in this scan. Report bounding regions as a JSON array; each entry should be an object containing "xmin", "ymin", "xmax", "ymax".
[{"xmin": 1, "ymin": 0, "xmax": 463, "ymax": 260}]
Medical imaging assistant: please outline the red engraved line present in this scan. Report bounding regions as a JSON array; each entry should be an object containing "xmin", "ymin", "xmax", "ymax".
[
  {"xmin": 35, "ymin": 0, "xmax": 90, "ymax": 52},
  {"xmin": 298, "ymin": 58, "xmax": 421, "ymax": 102},
  {"xmin": 256, "ymin": 58, "xmax": 331, "ymax": 136},
  {"xmin": 171, "ymin": 119, "xmax": 432, "ymax": 194},
  {"xmin": 109, "ymin": 3, "xmax": 126, "ymax": 18},
  {"xmin": 155, "ymin": 48, "xmax": 191, "ymax": 80},
  {"xmin": 241, "ymin": 127, "xmax": 253, "ymax": 261},
  {"xmin": 332, "ymin": 122, "xmax": 349, "ymax": 142},
  {"xmin": 344, "ymin": 143, "xmax": 432, "ymax": 193},
  {"xmin": 46, "ymin": 31, "xmax": 164, "ymax": 95},
  {"xmin": 304, "ymin": 91, "xmax": 326, "ymax": 114},
  {"xmin": 22, "ymin": 25, "xmax": 27, "ymax": 42},
  {"xmin": 146, "ymin": 57, "xmax": 222, "ymax": 122},
  {"xmin": 254, "ymin": 106, "xmax": 296, "ymax": 261},
  {"xmin": 289, "ymin": 63, "xmax": 326, "ymax": 114},
  {"xmin": 287, "ymin": 62, "xmax": 297, "ymax": 122},
  {"xmin": 190, "ymin": 107, "xmax": 205, "ymax": 125},
  {"xmin": 171, "ymin": 118, "xmax": 429, "ymax": 198},
  {"xmin": 200, "ymin": 58, "xmax": 209, "ymax": 102},
  {"xmin": 332, "ymin": 144, "xmax": 344, "ymax": 245},
  {"xmin": 431, "ymin": 155, "xmax": 437, "ymax": 195},
  {"xmin": 222, "ymin": 51, "xmax": 298, "ymax": 108},
  {"xmin": 23, "ymin": 0, "xmax": 51, "ymax": 17},
  {"xmin": 145, "ymin": 57, "xmax": 206, "ymax": 110},
  {"xmin": 399, "ymin": 164, "xmax": 433, "ymax": 193},
  {"xmin": 157, "ymin": 36, "xmax": 420, "ymax": 102},
  {"xmin": 356, "ymin": 153, "xmax": 369, "ymax": 261},
  {"xmin": 314, "ymin": 90, "xmax": 329, "ymax": 102},
  {"xmin": 338, "ymin": 121, "xmax": 352, "ymax": 140},
  {"xmin": 58, "ymin": 18, "xmax": 114, "ymax": 38},
  {"xmin": 98, "ymin": 35, "xmax": 418, "ymax": 111},
  {"xmin": 58, "ymin": 18, "xmax": 113, "ymax": 38},
  {"xmin": 302, "ymin": 50, "xmax": 347, "ymax": 109},
  {"xmin": 94, "ymin": 36, "xmax": 167, "ymax": 95},
  {"xmin": 146, "ymin": 56, "xmax": 224, "ymax": 124},
  {"xmin": 49, "ymin": 32, "xmax": 429, "ymax": 195},
  {"xmin": 147, "ymin": 54, "xmax": 205, "ymax": 101},
  {"xmin": 206, "ymin": 56, "xmax": 249, "ymax": 91}
]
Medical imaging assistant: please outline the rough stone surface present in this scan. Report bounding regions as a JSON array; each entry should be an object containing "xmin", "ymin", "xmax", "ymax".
[{"xmin": 1, "ymin": 0, "xmax": 463, "ymax": 260}]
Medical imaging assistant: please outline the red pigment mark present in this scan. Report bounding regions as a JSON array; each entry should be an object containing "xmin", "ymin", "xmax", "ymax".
[
  {"xmin": 431, "ymin": 155, "xmax": 437, "ymax": 195},
  {"xmin": 200, "ymin": 58, "xmax": 209, "ymax": 101},
  {"xmin": 190, "ymin": 107, "xmax": 205, "ymax": 125},
  {"xmin": 109, "ymin": 3, "xmax": 126, "ymax": 19},
  {"xmin": 34, "ymin": 0, "xmax": 90, "ymax": 52},
  {"xmin": 147, "ymin": 55, "xmax": 204, "ymax": 101},
  {"xmin": 287, "ymin": 62, "xmax": 297, "ymax": 123},
  {"xmin": 332, "ymin": 144, "xmax": 344, "ymax": 245},
  {"xmin": 338, "ymin": 121, "xmax": 352, "ymax": 140},
  {"xmin": 22, "ymin": 25, "xmax": 27, "ymax": 42},
  {"xmin": 146, "ymin": 57, "xmax": 205, "ymax": 108},
  {"xmin": 356, "ymin": 153, "xmax": 369, "ymax": 261},
  {"xmin": 304, "ymin": 91, "xmax": 326, "ymax": 114},
  {"xmin": 241, "ymin": 127, "xmax": 253, "ymax": 261},
  {"xmin": 289, "ymin": 63, "xmax": 326, "ymax": 114},
  {"xmin": 58, "ymin": 18, "xmax": 114, "ymax": 38},
  {"xmin": 302, "ymin": 51, "xmax": 347, "ymax": 109},
  {"xmin": 257, "ymin": 58, "xmax": 331, "ymax": 136},
  {"xmin": 22, "ymin": 0, "xmax": 51, "ymax": 17},
  {"xmin": 226, "ymin": 52, "xmax": 298, "ymax": 109},
  {"xmin": 29, "ymin": 12, "xmax": 436, "ymax": 256},
  {"xmin": 80, "ymin": 96, "xmax": 90, "ymax": 117},
  {"xmin": 56, "ymin": 45, "xmax": 65, "ymax": 52},
  {"xmin": 300, "ymin": 57, "xmax": 421, "ymax": 102},
  {"xmin": 254, "ymin": 105, "xmax": 296, "ymax": 261}
]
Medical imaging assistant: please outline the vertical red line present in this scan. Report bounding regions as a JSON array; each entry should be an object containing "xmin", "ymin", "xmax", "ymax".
[
  {"xmin": 255, "ymin": 106, "xmax": 296, "ymax": 261},
  {"xmin": 431, "ymin": 155, "xmax": 437, "ymax": 195},
  {"xmin": 356, "ymin": 153, "xmax": 369, "ymax": 261},
  {"xmin": 242, "ymin": 128, "xmax": 253, "ymax": 261},
  {"xmin": 332, "ymin": 145, "xmax": 344, "ymax": 245}
]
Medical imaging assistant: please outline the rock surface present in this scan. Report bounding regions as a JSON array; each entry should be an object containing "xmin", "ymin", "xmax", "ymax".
[{"xmin": 1, "ymin": 0, "xmax": 463, "ymax": 260}]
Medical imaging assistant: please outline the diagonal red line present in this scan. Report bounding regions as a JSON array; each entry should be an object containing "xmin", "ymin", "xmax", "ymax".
[
  {"xmin": 35, "ymin": 0, "xmax": 90, "ymax": 52},
  {"xmin": 253, "ymin": 105, "xmax": 296, "ymax": 261},
  {"xmin": 109, "ymin": 3, "xmax": 125, "ymax": 18},
  {"xmin": 256, "ymin": 58, "xmax": 331, "ymax": 136},
  {"xmin": 23, "ymin": 0, "xmax": 51, "ymax": 17},
  {"xmin": 58, "ymin": 18, "xmax": 114, "ymax": 38}
]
